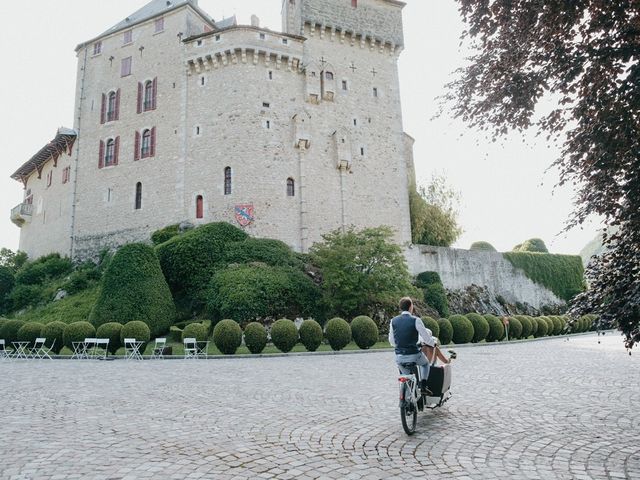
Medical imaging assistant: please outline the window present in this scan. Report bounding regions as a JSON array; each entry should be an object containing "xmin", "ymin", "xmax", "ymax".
[
  {"xmin": 360, "ymin": 147, "xmax": 365, "ymax": 156},
  {"xmin": 342, "ymin": 80, "xmax": 348, "ymax": 90},
  {"xmin": 353, "ymin": 118, "xmax": 358, "ymax": 126},
  {"xmin": 155, "ymin": 17, "xmax": 164, "ymax": 33},
  {"xmin": 325, "ymin": 71, "xmax": 334, "ymax": 80},
  {"xmin": 259, "ymin": 33, "xmax": 266, "ymax": 40},
  {"xmin": 121, "ymin": 56, "xmax": 132, "ymax": 77},
  {"xmin": 200, "ymin": 76, "xmax": 206, "ymax": 86},
  {"xmin": 224, "ymin": 167, "xmax": 232, "ymax": 195},
  {"xmin": 124, "ymin": 30, "xmax": 133, "ymax": 44},
  {"xmin": 282, "ymin": 38, "xmax": 288, "ymax": 45},
  {"xmin": 352, "ymin": 0, "xmax": 357, "ymax": 7},
  {"xmin": 141, "ymin": 129, "xmax": 152, "ymax": 158},
  {"xmin": 373, "ymin": 87, "xmax": 378, "ymax": 97},
  {"xmin": 268, "ymin": 70, "xmax": 273, "ymax": 80},
  {"xmin": 144, "ymin": 81, "xmax": 154, "ymax": 110},
  {"xmin": 263, "ymin": 102, "xmax": 270, "ymax": 108},
  {"xmin": 215, "ymin": 34, "xmax": 221, "ymax": 41},
  {"xmin": 93, "ymin": 41, "xmax": 102, "ymax": 55},
  {"xmin": 195, "ymin": 126, "xmax": 201, "ymax": 136},
  {"xmin": 46, "ymin": 171, "xmax": 52, "ymax": 188},
  {"xmin": 265, "ymin": 120, "xmax": 271, "ymax": 129},
  {"xmin": 196, "ymin": 195, "xmax": 204, "ymax": 219},
  {"xmin": 105, "ymin": 139, "xmax": 116, "ymax": 166},
  {"xmin": 107, "ymin": 91, "xmax": 117, "ymax": 121},
  {"xmin": 196, "ymin": 39, "xmax": 203, "ymax": 47},
  {"xmin": 138, "ymin": 78, "xmax": 157, "ymax": 112},
  {"xmin": 135, "ymin": 182, "xmax": 142, "ymax": 210},
  {"xmin": 287, "ymin": 178, "xmax": 295, "ymax": 197},
  {"xmin": 62, "ymin": 166, "xmax": 71, "ymax": 184}
]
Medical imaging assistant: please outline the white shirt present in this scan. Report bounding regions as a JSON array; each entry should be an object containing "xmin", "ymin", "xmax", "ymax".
[{"xmin": 388, "ymin": 311, "xmax": 436, "ymax": 348}]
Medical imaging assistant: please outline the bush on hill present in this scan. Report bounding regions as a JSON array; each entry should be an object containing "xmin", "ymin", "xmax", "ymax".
[
  {"xmin": 466, "ymin": 313, "xmax": 490, "ymax": 342},
  {"xmin": 42, "ymin": 321, "xmax": 66, "ymax": 354},
  {"xmin": 437, "ymin": 318, "xmax": 454, "ymax": 345},
  {"xmin": 213, "ymin": 319, "xmax": 243, "ymax": 354},
  {"xmin": 470, "ymin": 241, "xmax": 497, "ymax": 252},
  {"xmin": 244, "ymin": 322, "xmax": 268, "ymax": 354},
  {"xmin": 484, "ymin": 314, "xmax": 505, "ymax": 342},
  {"xmin": 449, "ymin": 315, "xmax": 474, "ymax": 344},
  {"xmin": 325, "ymin": 317, "xmax": 351, "ymax": 351},
  {"xmin": 223, "ymin": 238, "xmax": 302, "ymax": 268},
  {"xmin": 351, "ymin": 315, "xmax": 378, "ymax": 349},
  {"xmin": 298, "ymin": 319, "xmax": 323, "ymax": 352},
  {"xmin": 151, "ymin": 224, "xmax": 181, "ymax": 246},
  {"xmin": 270, "ymin": 318, "xmax": 299, "ymax": 353}
]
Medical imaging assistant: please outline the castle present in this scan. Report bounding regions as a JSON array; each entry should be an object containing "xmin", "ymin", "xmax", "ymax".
[{"xmin": 10, "ymin": 0, "xmax": 415, "ymax": 260}]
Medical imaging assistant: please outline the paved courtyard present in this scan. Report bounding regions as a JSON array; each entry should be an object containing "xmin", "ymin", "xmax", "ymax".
[{"xmin": 0, "ymin": 333, "xmax": 638, "ymax": 480}]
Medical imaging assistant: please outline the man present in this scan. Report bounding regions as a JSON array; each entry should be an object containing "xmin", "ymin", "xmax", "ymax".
[{"xmin": 388, "ymin": 297, "xmax": 436, "ymax": 391}]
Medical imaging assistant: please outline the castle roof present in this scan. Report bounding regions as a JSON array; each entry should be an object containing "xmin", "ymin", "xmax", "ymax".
[{"xmin": 11, "ymin": 128, "xmax": 77, "ymax": 185}]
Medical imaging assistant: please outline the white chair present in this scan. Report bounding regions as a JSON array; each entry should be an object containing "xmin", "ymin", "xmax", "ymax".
[
  {"xmin": 150, "ymin": 338, "xmax": 167, "ymax": 359},
  {"xmin": 183, "ymin": 338, "xmax": 198, "ymax": 359},
  {"xmin": 94, "ymin": 338, "xmax": 109, "ymax": 359},
  {"xmin": 124, "ymin": 338, "xmax": 143, "ymax": 360},
  {"xmin": 84, "ymin": 338, "xmax": 98, "ymax": 359},
  {"xmin": 0, "ymin": 340, "xmax": 10, "ymax": 360},
  {"xmin": 31, "ymin": 338, "xmax": 54, "ymax": 359},
  {"xmin": 196, "ymin": 340, "xmax": 209, "ymax": 359}
]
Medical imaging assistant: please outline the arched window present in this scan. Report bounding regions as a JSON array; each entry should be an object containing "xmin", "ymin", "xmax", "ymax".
[
  {"xmin": 107, "ymin": 91, "xmax": 117, "ymax": 121},
  {"xmin": 196, "ymin": 195, "xmax": 204, "ymax": 219},
  {"xmin": 224, "ymin": 167, "xmax": 232, "ymax": 195},
  {"xmin": 144, "ymin": 81, "xmax": 153, "ymax": 110},
  {"xmin": 105, "ymin": 139, "xmax": 115, "ymax": 166},
  {"xmin": 135, "ymin": 182, "xmax": 142, "ymax": 210},
  {"xmin": 325, "ymin": 71, "xmax": 334, "ymax": 80},
  {"xmin": 287, "ymin": 178, "xmax": 295, "ymax": 197},
  {"xmin": 141, "ymin": 129, "xmax": 151, "ymax": 158}
]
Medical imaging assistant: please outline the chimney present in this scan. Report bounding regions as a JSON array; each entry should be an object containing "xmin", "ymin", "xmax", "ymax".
[{"xmin": 251, "ymin": 15, "xmax": 260, "ymax": 27}]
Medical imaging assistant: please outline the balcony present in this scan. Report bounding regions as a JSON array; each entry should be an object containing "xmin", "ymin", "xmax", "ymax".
[{"xmin": 11, "ymin": 203, "xmax": 33, "ymax": 227}]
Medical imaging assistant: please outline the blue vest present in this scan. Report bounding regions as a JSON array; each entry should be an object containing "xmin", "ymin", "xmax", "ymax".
[{"xmin": 391, "ymin": 313, "xmax": 419, "ymax": 355}]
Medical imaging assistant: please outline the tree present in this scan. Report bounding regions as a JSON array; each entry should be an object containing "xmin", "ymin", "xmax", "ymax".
[
  {"xmin": 447, "ymin": 1, "xmax": 640, "ymax": 348},
  {"xmin": 410, "ymin": 173, "xmax": 462, "ymax": 246},
  {"xmin": 310, "ymin": 226, "xmax": 418, "ymax": 318},
  {"xmin": 0, "ymin": 248, "xmax": 28, "ymax": 273}
]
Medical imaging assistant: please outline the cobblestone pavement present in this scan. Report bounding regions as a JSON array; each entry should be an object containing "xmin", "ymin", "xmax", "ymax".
[{"xmin": 0, "ymin": 333, "xmax": 638, "ymax": 480}]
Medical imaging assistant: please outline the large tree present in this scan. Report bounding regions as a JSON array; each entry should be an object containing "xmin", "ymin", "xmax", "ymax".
[{"xmin": 447, "ymin": 1, "xmax": 640, "ymax": 349}]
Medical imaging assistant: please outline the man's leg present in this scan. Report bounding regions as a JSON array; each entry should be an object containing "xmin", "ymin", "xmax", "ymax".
[{"xmin": 416, "ymin": 353, "xmax": 430, "ymax": 387}]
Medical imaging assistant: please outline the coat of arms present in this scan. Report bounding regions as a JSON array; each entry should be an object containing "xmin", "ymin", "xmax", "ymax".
[{"xmin": 234, "ymin": 204, "xmax": 255, "ymax": 227}]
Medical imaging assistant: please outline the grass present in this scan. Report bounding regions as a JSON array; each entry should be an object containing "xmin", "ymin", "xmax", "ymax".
[{"xmin": 8, "ymin": 287, "xmax": 99, "ymax": 324}]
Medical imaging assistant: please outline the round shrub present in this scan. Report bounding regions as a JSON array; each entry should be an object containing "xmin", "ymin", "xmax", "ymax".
[
  {"xmin": 325, "ymin": 317, "xmax": 351, "ymax": 351},
  {"xmin": 542, "ymin": 316, "xmax": 554, "ymax": 335},
  {"xmin": 465, "ymin": 313, "xmax": 490, "ymax": 342},
  {"xmin": 550, "ymin": 316, "xmax": 563, "ymax": 335},
  {"xmin": 0, "ymin": 319, "xmax": 25, "ymax": 344},
  {"xmin": 529, "ymin": 316, "xmax": 539, "ymax": 336},
  {"xmin": 90, "ymin": 243, "xmax": 175, "ymax": 337},
  {"xmin": 151, "ymin": 223, "xmax": 181, "ymax": 245},
  {"xmin": 183, "ymin": 323, "xmax": 209, "ymax": 342},
  {"xmin": 507, "ymin": 317, "xmax": 522, "ymax": 340},
  {"xmin": 421, "ymin": 316, "xmax": 440, "ymax": 338},
  {"xmin": 169, "ymin": 326, "xmax": 183, "ymax": 343},
  {"xmin": 516, "ymin": 316, "xmax": 533, "ymax": 339},
  {"xmin": 298, "ymin": 319, "xmax": 323, "ymax": 352},
  {"xmin": 223, "ymin": 238, "xmax": 302, "ymax": 268},
  {"xmin": 424, "ymin": 283, "xmax": 450, "ymax": 318},
  {"xmin": 244, "ymin": 322, "xmax": 268, "ymax": 354},
  {"xmin": 17, "ymin": 322, "xmax": 44, "ymax": 348},
  {"xmin": 63, "ymin": 321, "xmax": 96, "ymax": 350},
  {"xmin": 515, "ymin": 238, "xmax": 549, "ymax": 253},
  {"xmin": 96, "ymin": 322, "xmax": 123, "ymax": 355},
  {"xmin": 213, "ymin": 319, "xmax": 242, "ymax": 355},
  {"xmin": 270, "ymin": 318, "xmax": 299, "ymax": 353},
  {"xmin": 484, "ymin": 315, "xmax": 504, "ymax": 342},
  {"xmin": 415, "ymin": 271, "xmax": 442, "ymax": 288},
  {"xmin": 534, "ymin": 317, "xmax": 549, "ymax": 337},
  {"xmin": 120, "ymin": 321, "xmax": 151, "ymax": 355},
  {"xmin": 448, "ymin": 315, "xmax": 474, "ymax": 344},
  {"xmin": 41, "ymin": 321, "xmax": 66, "ymax": 354},
  {"xmin": 470, "ymin": 241, "xmax": 497, "ymax": 252},
  {"xmin": 351, "ymin": 315, "xmax": 378, "ymax": 350},
  {"xmin": 437, "ymin": 318, "xmax": 453, "ymax": 345}
]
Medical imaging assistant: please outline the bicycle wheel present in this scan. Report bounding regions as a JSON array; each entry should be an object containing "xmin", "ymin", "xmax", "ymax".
[{"xmin": 400, "ymin": 384, "xmax": 417, "ymax": 435}]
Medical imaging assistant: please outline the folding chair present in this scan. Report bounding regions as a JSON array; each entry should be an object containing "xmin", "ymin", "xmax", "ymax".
[
  {"xmin": 94, "ymin": 338, "xmax": 109, "ymax": 359},
  {"xmin": 0, "ymin": 340, "xmax": 10, "ymax": 360},
  {"xmin": 150, "ymin": 338, "xmax": 167, "ymax": 359},
  {"xmin": 197, "ymin": 340, "xmax": 209, "ymax": 359},
  {"xmin": 84, "ymin": 338, "xmax": 97, "ymax": 359},
  {"xmin": 31, "ymin": 338, "xmax": 54, "ymax": 359},
  {"xmin": 183, "ymin": 338, "xmax": 198, "ymax": 359},
  {"xmin": 71, "ymin": 341, "xmax": 88, "ymax": 359},
  {"xmin": 124, "ymin": 338, "xmax": 143, "ymax": 360}
]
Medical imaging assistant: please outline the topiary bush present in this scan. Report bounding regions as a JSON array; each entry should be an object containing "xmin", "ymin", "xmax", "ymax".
[
  {"xmin": 470, "ymin": 241, "xmax": 497, "ymax": 252},
  {"xmin": 96, "ymin": 322, "xmax": 123, "ymax": 355},
  {"xmin": 421, "ymin": 316, "xmax": 440, "ymax": 338},
  {"xmin": 270, "ymin": 318, "xmax": 299, "ymax": 353},
  {"xmin": 448, "ymin": 315, "xmax": 474, "ymax": 344},
  {"xmin": 151, "ymin": 224, "xmax": 181, "ymax": 245},
  {"xmin": 41, "ymin": 321, "xmax": 66, "ymax": 354},
  {"xmin": 415, "ymin": 271, "xmax": 442, "ymax": 289},
  {"xmin": 298, "ymin": 319, "xmax": 323, "ymax": 352},
  {"xmin": 182, "ymin": 322, "xmax": 209, "ymax": 342},
  {"xmin": 243, "ymin": 322, "xmax": 268, "ymax": 354},
  {"xmin": 550, "ymin": 316, "xmax": 564, "ymax": 335},
  {"xmin": 515, "ymin": 238, "xmax": 549, "ymax": 253},
  {"xmin": 0, "ymin": 319, "xmax": 26, "ymax": 344},
  {"xmin": 534, "ymin": 317, "xmax": 549, "ymax": 337},
  {"xmin": 90, "ymin": 243, "xmax": 175, "ymax": 337},
  {"xmin": 542, "ymin": 316, "xmax": 555, "ymax": 335},
  {"xmin": 350, "ymin": 315, "xmax": 378, "ymax": 350},
  {"xmin": 325, "ymin": 317, "xmax": 351, "ymax": 351},
  {"xmin": 120, "ymin": 321, "xmax": 151, "ymax": 355},
  {"xmin": 424, "ymin": 283, "xmax": 450, "ymax": 318},
  {"xmin": 437, "ymin": 318, "xmax": 453, "ymax": 345},
  {"xmin": 63, "ymin": 321, "xmax": 96, "ymax": 350},
  {"xmin": 484, "ymin": 314, "xmax": 505, "ymax": 342},
  {"xmin": 169, "ymin": 326, "xmax": 183, "ymax": 343},
  {"xmin": 529, "ymin": 316, "xmax": 539, "ymax": 336},
  {"xmin": 213, "ymin": 319, "xmax": 243, "ymax": 354},
  {"xmin": 507, "ymin": 316, "xmax": 523, "ymax": 340},
  {"xmin": 466, "ymin": 313, "xmax": 490, "ymax": 342},
  {"xmin": 515, "ymin": 315, "xmax": 533, "ymax": 339},
  {"xmin": 223, "ymin": 238, "xmax": 302, "ymax": 269},
  {"xmin": 17, "ymin": 322, "xmax": 44, "ymax": 348}
]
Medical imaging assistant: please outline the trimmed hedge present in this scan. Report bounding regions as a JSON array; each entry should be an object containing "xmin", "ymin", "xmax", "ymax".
[
  {"xmin": 484, "ymin": 314, "xmax": 504, "ymax": 342},
  {"xmin": 415, "ymin": 271, "xmax": 442, "ymax": 289},
  {"xmin": 534, "ymin": 317, "xmax": 549, "ymax": 337},
  {"xmin": 529, "ymin": 315, "xmax": 539, "ymax": 336},
  {"xmin": 213, "ymin": 319, "xmax": 242, "ymax": 355},
  {"xmin": 515, "ymin": 316, "xmax": 533, "ymax": 339},
  {"xmin": 0, "ymin": 319, "xmax": 26, "ymax": 345},
  {"xmin": 448, "ymin": 315, "xmax": 474, "ymax": 344},
  {"xmin": 270, "ymin": 318, "xmax": 298, "ymax": 353},
  {"xmin": 169, "ymin": 326, "xmax": 183, "ymax": 343},
  {"xmin": 424, "ymin": 283, "xmax": 450, "ymax": 318},
  {"xmin": 542, "ymin": 316, "xmax": 554, "ymax": 334},
  {"xmin": 351, "ymin": 315, "xmax": 378, "ymax": 350},
  {"xmin": 42, "ymin": 321, "xmax": 66, "ymax": 354},
  {"xmin": 183, "ymin": 323, "xmax": 209, "ymax": 342},
  {"xmin": 550, "ymin": 316, "xmax": 564, "ymax": 335},
  {"xmin": 470, "ymin": 241, "xmax": 497, "ymax": 252},
  {"xmin": 298, "ymin": 319, "xmax": 323, "ymax": 352},
  {"xmin": 96, "ymin": 322, "xmax": 123, "ymax": 355},
  {"xmin": 437, "ymin": 318, "xmax": 453, "ymax": 345},
  {"xmin": 151, "ymin": 224, "xmax": 181, "ymax": 245},
  {"xmin": 507, "ymin": 317, "xmax": 522, "ymax": 340},
  {"xmin": 63, "ymin": 321, "xmax": 96, "ymax": 350},
  {"xmin": 244, "ymin": 322, "xmax": 268, "ymax": 354},
  {"xmin": 17, "ymin": 322, "xmax": 44, "ymax": 348},
  {"xmin": 515, "ymin": 238, "xmax": 549, "ymax": 253},
  {"xmin": 465, "ymin": 313, "xmax": 490, "ymax": 342},
  {"xmin": 325, "ymin": 317, "xmax": 351, "ymax": 351},
  {"xmin": 421, "ymin": 316, "xmax": 440, "ymax": 338},
  {"xmin": 120, "ymin": 321, "xmax": 151, "ymax": 355},
  {"xmin": 223, "ymin": 238, "xmax": 302, "ymax": 268}
]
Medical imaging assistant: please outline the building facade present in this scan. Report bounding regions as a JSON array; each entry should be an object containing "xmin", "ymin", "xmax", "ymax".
[{"xmin": 11, "ymin": 0, "xmax": 414, "ymax": 260}]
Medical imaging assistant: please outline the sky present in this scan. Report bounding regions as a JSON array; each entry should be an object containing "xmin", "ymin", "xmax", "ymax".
[{"xmin": 0, "ymin": 0, "xmax": 600, "ymax": 256}]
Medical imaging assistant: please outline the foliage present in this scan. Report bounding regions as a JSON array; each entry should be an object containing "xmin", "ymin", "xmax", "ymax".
[
  {"xmin": 8, "ymin": 284, "xmax": 46, "ymax": 310},
  {"xmin": 169, "ymin": 326, "xmax": 183, "ymax": 343},
  {"xmin": 17, "ymin": 322, "xmax": 44, "ymax": 348},
  {"xmin": 423, "ymin": 283, "xmax": 450, "ymax": 318},
  {"xmin": 243, "ymin": 322, "xmax": 268, "ymax": 354},
  {"xmin": 507, "ymin": 317, "xmax": 522, "ymax": 340},
  {"xmin": 63, "ymin": 321, "xmax": 96, "ymax": 350},
  {"xmin": 503, "ymin": 252, "xmax": 584, "ymax": 302},
  {"xmin": 61, "ymin": 270, "xmax": 92, "ymax": 295},
  {"xmin": 96, "ymin": 322, "xmax": 123, "ymax": 355},
  {"xmin": 120, "ymin": 321, "xmax": 151, "ymax": 349},
  {"xmin": 213, "ymin": 319, "xmax": 243, "ymax": 355},
  {"xmin": 11, "ymin": 287, "xmax": 98, "ymax": 325},
  {"xmin": 298, "ymin": 319, "xmax": 323, "ymax": 352},
  {"xmin": 515, "ymin": 315, "xmax": 533, "ymax": 339},
  {"xmin": 466, "ymin": 313, "xmax": 489, "ymax": 342},
  {"xmin": 270, "ymin": 318, "xmax": 298, "ymax": 353},
  {"xmin": 533, "ymin": 318, "xmax": 548, "ymax": 338},
  {"xmin": 207, "ymin": 264, "xmax": 320, "ymax": 323},
  {"xmin": 415, "ymin": 271, "xmax": 442, "ymax": 289},
  {"xmin": 0, "ymin": 266, "xmax": 15, "ymax": 312},
  {"xmin": 151, "ymin": 224, "xmax": 181, "ymax": 246},
  {"xmin": 421, "ymin": 316, "xmax": 440, "ymax": 338},
  {"xmin": 448, "ymin": 314, "xmax": 474, "ymax": 344},
  {"xmin": 310, "ymin": 227, "xmax": 417, "ymax": 318},
  {"xmin": 0, "ymin": 319, "xmax": 25, "ymax": 344},
  {"xmin": 15, "ymin": 254, "xmax": 73, "ymax": 286},
  {"xmin": 513, "ymin": 238, "xmax": 549, "ymax": 254},
  {"xmin": 447, "ymin": 1, "xmax": 640, "ymax": 348},
  {"xmin": 483, "ymin": 314, "xmax": 504, "ymax": 342},
  {"xmin": 549, "ymin": 316, "xmax": 564, "ymax": 336},
  {"xmin": 350, "ymin": 315, "xmax": 379, "ymax": 350},
  {"xmin": 223, "ymin": 238, "xmax": 302, "ymax": 269},
  {"xmin": 470, "ymin": 241, "xmax": 497, "ymax": 252},
  {"xmin": 437, "ymin": 318, "xmax": 453, "ymax": 345},
  {"xmin": 183, "ymin": 322, "xmax": 209, "ymax": 342},
  {"xmin": 90, "ymin": 243, "xmax": 175, "ymax": 337},
  {"xmin": 324, "ymin": 317, "xmax": 351, "ymax": 351},
  {"xmin": 542, "ymin": 316, "xmax": 555, "ymax": 335},
  {"xmin": 0, "ymin": 248, "xmax": 28, "ymax": 273},
  {"xmin": 529, "ymin": 315, "xmax": 539, "ymax": 337},
  {"xmin": 42, "ymin": 321, "xmax": 66, "ymax": 354}
]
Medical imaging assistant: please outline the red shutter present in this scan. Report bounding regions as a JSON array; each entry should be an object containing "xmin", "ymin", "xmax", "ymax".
[
  {"xmin": 137, "ymin": 82, "xmax": 143, "ymax": 114},
  {"xmin": 150, "ymin": 127, "xmax": 156, "ymax": 157},
  {"xmin": 115, "ymin": 89, "xmax": 121, "ymax": 120},
  {"xmin": 100, "ymin": 93, "xmax": 106, "ymax": 124},
  {"xmin": 98, "ymin": 140, "xmax": 105, "ymax": 169},
  {"xmin": 134, "ymin": 131, "xmax": 141, "ymax": 161},
  {"xmin": 152, "ymin": 77, "xmax": 158, "ymax": 110},
  {"xmin": 114, "ymin": 136, "xmax": 120, "ymax": 165}
]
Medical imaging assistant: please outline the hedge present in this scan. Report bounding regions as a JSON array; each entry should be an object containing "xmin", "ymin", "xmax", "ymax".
[
  {"xmin": 244, "ymin": 322, "xmax": 268, "ymax": 354},
  {"xmin": 550, "ymin": 316, "xmax": 564, "ymax": 335},
  {"xmin": 299, "ymin": 319, "xmax": 323, "ymax": 352},
  {"xmin": 42, "ymin": 321, "xmax": 67, "ymax": 354},
  {"xmin": 437, "ymin": 318, "xmax": 453, "ymax": 345},
  {"xmin": 90, "ymin": 243, "xmax": 175, "ymax": 337},
  {"xmin": 325, "ymin": 317, "xmax": 351, "ymax": 351},
  {"xmin": 1, "ymin": 319, "xmax": 26, "ymax": 344},
  {"xmin": 17, "ymin": 322, "xmax": 44, "ymax": 348},
  {"xmin": 0, "ymin": 266, "xmax": 14, "ymax": 304},
  {"xmin": 470, "ymin": 241, "xmax": 497, "ymax": 252},
  {"xmin": 120, "ymin": 321, "xmax": 151, "ymax": 355},
  {"xmin": 151, "ymin": 223, "xmax": 181, "ymax": 245},
  {"xmin": 415, "ymin": 271, "xmax": 442, "ymax": 289},
  {"xmin": 515, "ymin": 316, "xmax": 533, "ymax": 339},
  {"xmin": 96, "ymin": 322, "xmax": 123, "ymax": 355},
  {"xmin": 534, "ymin": 317, "xmax": 548, "ymax": 337},
  {"xmin": 507, "ymin": 316, "xmax": 522, "ymax": 340},
  {"xmin": 223, "ymin": 238, "xmax": 302, "ymax": 268},
  {"xmin": 542, "ymin": 316, "xmax": 555, "ymax": 335},
  {"xmin": 484, "ymin": 315, "xmax": 504, "ymax": 342},
  {"xmin": 351, "ymin": 315, "xmax": 378, "ymax": 350},
  {"xmin": 465, "ymin": 313, "xmax": 490, "ymax": 342},
  {"xmin": 421, "ymin": 316, "xmax": 440, "ymax": 339},
  {"xmin": 270, "ymin": 318, "xmax": 298, "ymax": 353},
  {"xmin": 63, "ymin": 321, "xmax": 96, "ymax": 350},
  {"xmin": 213, "ymin": 319, "xmax": 242, "ymax": 355},
  {"xmin": 449, "ymin": 315, "xmax": 474, "ymax": 344},
  {"xmin": 183, "ymin": 323, "xmax": 209, "ymax": 342},
  {"xmin": 529, "ymin": 315, "xmax": 539, "ymax": 336},
  {"xmin": 169, "ymin": 326, "xmax": 183, "ymax": 343},
  {"xmin": 424, "ymin": 283, "xmax": 450, "ymax": 318}
]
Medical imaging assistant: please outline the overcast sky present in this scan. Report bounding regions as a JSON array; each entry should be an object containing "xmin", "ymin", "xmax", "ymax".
[{"xmin": 0, "ymin": 0, "xmax": 600, "ymax": 256}]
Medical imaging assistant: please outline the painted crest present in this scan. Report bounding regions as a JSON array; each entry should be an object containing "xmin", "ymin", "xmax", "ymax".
[{"xmin": 234, "ymin": 204, "xmax": 255, "ymax": 227}]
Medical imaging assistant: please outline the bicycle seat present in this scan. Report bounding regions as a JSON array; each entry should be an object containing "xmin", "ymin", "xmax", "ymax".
[{"xmin": 399, "ymin": 362, "xmax": 417, "ymax": 368}]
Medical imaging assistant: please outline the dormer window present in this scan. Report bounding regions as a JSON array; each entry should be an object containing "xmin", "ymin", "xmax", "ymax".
[
  {"xmin": 325, "ymin": 71, "xmax": 334, "ymax": 80},
  {"xmin": 155, "ymin": 17, "xmax": 164, "ymax": 33},
  {"xmin": 123, "ymin": 30, "xmax": 133, "ymax": 45}
]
